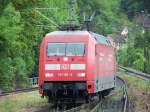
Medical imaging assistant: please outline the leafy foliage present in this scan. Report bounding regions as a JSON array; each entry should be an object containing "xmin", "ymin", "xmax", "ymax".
[
  {"xmin": 0, "ymin": 0, "xmax": 150, "ymax": 90},
  {"xmin": 0, "ymin": 3, "xmax": 23, "ymax": 90}
]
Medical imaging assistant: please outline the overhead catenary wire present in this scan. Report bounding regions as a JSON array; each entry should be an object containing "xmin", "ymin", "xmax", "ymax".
[{"xmin": 35, "ymin": 8, "xmax": 59, "ymax": 27}]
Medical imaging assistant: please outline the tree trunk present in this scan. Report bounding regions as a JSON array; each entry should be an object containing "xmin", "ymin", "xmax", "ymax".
[{"xmin": 144, "ymin": 47, "xmax": 148, "ymax": 73}]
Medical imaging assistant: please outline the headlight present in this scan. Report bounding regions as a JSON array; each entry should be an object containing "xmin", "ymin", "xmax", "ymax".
[
  {"xmin": 45, "ymin": 73, "xmax": 54, "ymax": 77},
  {"xmin": 77, "ymin": 73, "xmax": 85, "ymax": 77},
  {"xmin": 63, "ymin": 57, "xmax": 68, "ymax": 61}
]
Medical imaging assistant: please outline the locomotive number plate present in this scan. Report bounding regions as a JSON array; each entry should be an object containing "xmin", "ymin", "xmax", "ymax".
[{"xmin": 60, "ymin": 64, "xmax": 70, "ymax": 70}]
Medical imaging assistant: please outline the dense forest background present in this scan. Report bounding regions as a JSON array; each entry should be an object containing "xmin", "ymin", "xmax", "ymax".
[{"xmin": 0, "ymin": 0, "xmax": 149, "ymax": 90}]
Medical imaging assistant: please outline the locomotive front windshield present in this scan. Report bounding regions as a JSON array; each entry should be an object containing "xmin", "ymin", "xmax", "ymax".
[{"xmin": 47, "ymin": 42, "xmax": 85, "ymax": 56}]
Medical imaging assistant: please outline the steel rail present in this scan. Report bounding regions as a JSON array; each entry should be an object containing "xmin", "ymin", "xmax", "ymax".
[
  {"xmin": 90, "ymin": 77, "xmax": 128, "ymax": 112},
  {"xmin": 119, "ymin": 66, "xmax": 150, "ymax": 80},
  {"xmin": 62, "ymin": 76, "xmax": 128, "ymax": 112},
  {"xmin": 116, "ymin": 76, "xmax": 128, "ymax": 112},
  {"xmin": 62, "ymin": 99, "xmax": 100, "ymax": 112},
  {"xmin": 0, "ymin": 77, "xmax": 38, "ymax": 97},
  {"xmin": 0, "ymin": 87, "xmax": 38, "ymax": 97},
  {"xmin": 63, "ymin": 105, "xmax": 84, "ymax": 112},
  {"xmin": 90, "ymin": 101, "xmax": 101, "ymax": 112}
]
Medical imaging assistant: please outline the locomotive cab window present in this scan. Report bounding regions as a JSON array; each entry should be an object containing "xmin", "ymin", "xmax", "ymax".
[
  {"xmin": 47, "ymin": 42, "xmax": 85, "ymax": 56},
  {"xmin": 66, "ymin": 43, "xmax": 85, "ymax": 56},
  {"xmin": 47, "ymin": 43, "xmax": 66, "ymax": 56}
]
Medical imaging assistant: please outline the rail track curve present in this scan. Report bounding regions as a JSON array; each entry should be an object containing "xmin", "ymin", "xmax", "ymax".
[
  {"xmin": 119, "ymin": 66, "xmax": 150, "ymax": 81},
  {"xmin": 50, "ymin": 76, "xmax": 128, "ymax": 112}
]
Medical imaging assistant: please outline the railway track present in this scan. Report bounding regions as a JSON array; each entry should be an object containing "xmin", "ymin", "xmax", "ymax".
[
  {"xmin": 0, "ymin": 76, "xmax": 128, "ymax": 112},
  {"xmin": 119, "ymin": 66, "xmax": 150, "ymax": 81},
  {"xmin": 49, "ymin": 76, "xmax": 128, "ymax": 112},
  {"xmin": 116, "ymin": 76, "xmax": 128, "ymax": 112},
  {"xmin": 90, "ymin": 76, "xmax": 128, "ymax": 112},
  {"xmin": 0, "ymin": 77, "xmax": 38, "ymax": 97},
  {"xmin": 0, "ymin": 87, "xmax": 38, "ymax": 97}
]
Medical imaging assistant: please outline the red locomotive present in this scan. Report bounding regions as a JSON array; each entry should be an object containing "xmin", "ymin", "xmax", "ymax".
[{"xmin": 38, "ymin": 30, "xmax": 116, "ymax": 103}]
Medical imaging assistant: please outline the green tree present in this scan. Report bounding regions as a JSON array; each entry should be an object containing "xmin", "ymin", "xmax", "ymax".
[
  {"xmin": 134, "ymin": 29, "xmax": 150, "ymax": 73},
  {"xmin": 0, "ymin": 3, "xmax": 23, "ymax": 90}
]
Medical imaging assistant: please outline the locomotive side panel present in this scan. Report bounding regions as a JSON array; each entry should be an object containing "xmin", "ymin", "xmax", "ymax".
[
  {"xmin": 94, "ymin": 44, "xmax": 115, "ymax": 93},
  {"xmin": 86, "ymin": 36, "xmax": 96, "ymax": 94},
  {"xmin": 39, "ymin": 38, "xmax": 46, "ymax": 94}
]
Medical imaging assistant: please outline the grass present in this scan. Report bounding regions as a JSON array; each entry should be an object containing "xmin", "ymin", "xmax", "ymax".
[
  {"xmin": 117, "ymin": 72, "xmax": 150, "ymax": 93},
  {"xmin": 0, "ymin": 74, "xmax": 149, "ymax": 112},
  {"xmin": 0, "ymin": 91, "xmax": 47, "ymax": 112},
  {"xmin": 117, "ymin": 72, "xmax": 150, "ymax": 112}
]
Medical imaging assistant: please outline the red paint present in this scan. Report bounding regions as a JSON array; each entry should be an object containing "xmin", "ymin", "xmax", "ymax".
[
  {"xmin": 95, "ymin": 45, "xmax": 116, "ymax": 78},
  {"xmin": 38, "ymin": 31, "xmax": 116, "ymax": 95}
]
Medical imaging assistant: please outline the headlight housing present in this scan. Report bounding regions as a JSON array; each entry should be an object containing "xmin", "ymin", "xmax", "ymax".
[
  {"xmin": 77, "ymin": 73, "xmax": 85, "ymax": 77},
  {"xmin": 45, "ymin": 73, "xmax": 54, "ymax": 77}
]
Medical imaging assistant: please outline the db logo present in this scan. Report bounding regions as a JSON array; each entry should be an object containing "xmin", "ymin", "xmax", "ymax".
[{"xmin": 60, "ymin": 64, "xmax": 70, "ymax": 70}]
